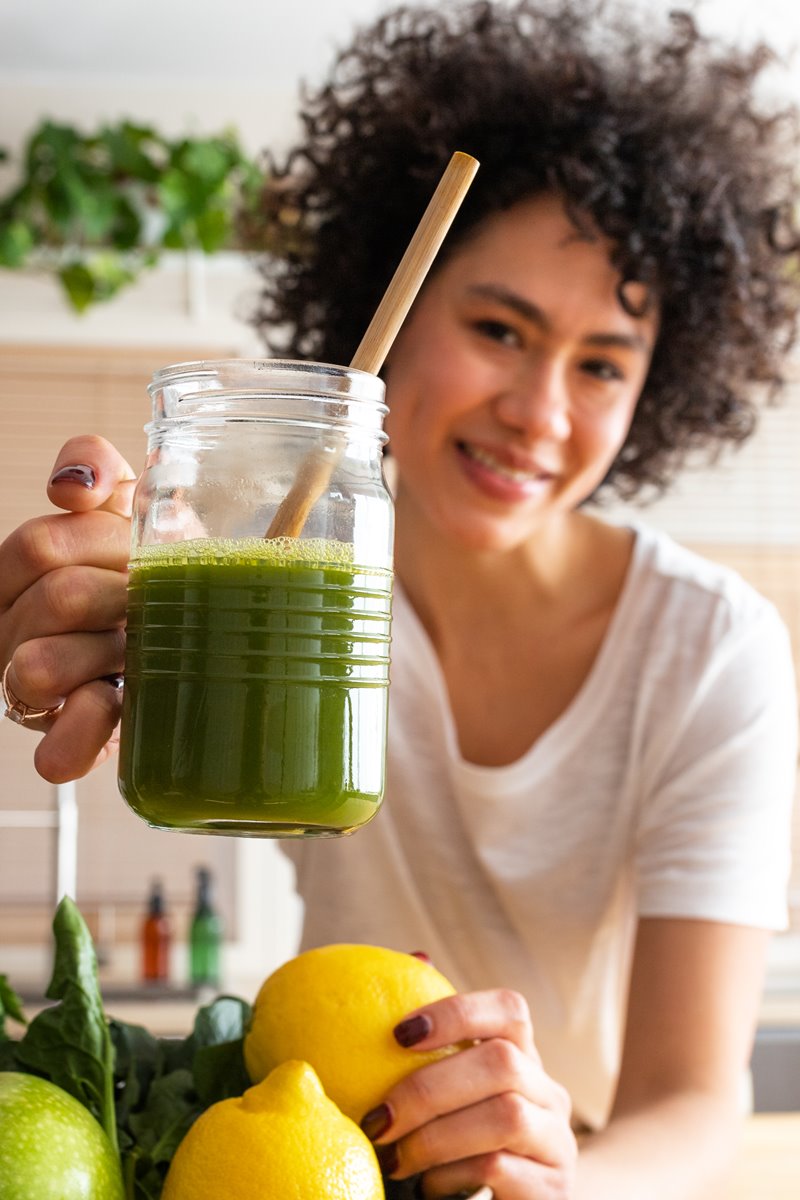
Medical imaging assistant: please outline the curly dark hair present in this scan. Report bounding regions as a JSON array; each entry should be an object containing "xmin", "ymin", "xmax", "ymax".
[{"xmin": 251, "ymin": 0, "xmax": 800, "ymax": 498}]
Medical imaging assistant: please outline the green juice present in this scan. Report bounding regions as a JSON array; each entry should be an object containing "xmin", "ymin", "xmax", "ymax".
[{"xmin": 118, "ymin": 537, "xmax": 392, "ymax": 837}]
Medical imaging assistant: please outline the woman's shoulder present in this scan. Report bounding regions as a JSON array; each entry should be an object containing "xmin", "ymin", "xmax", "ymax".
[
  {"xmin": 628, "ymin": 522, "xmax": 779, "ymax": 628},
  {"xmin": 596, "ymin": 521, "xmax": 794, "ymax": 697}
]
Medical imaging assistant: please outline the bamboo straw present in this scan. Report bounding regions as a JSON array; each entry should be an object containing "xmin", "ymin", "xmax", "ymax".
[{"xmin": 265, "ymin": 151, "xmax": 479, "ymax": 539}]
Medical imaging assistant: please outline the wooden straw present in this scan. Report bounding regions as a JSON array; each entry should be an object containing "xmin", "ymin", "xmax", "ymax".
[{"xmin": 266, "ymin": 151, "xmax": 480, "ymax": 539}]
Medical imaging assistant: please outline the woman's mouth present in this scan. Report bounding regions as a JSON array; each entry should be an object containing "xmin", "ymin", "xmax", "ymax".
[{"xmin": 456, "ymin": 440, "xmax": 556, "ymax": 492}]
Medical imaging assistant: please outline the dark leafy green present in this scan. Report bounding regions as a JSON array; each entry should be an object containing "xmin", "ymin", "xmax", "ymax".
[
  {"xmin": 2, "ymin": 897, "xmax": 252, "ymax": 1200},
  {"xmin": 0, "ymin": 973, "xmax": 28, "ymax": 1071},
  {"xmin": 109, "ymin": 997, "xmax": 251, "ymax": 1198},
  {"xmin": 0, "ymin": 973, "xmax": 28, "ymax": 1035},
  {"xmin": 12, "ymin": 896, "xmax": 118, "ymax": 1152}
]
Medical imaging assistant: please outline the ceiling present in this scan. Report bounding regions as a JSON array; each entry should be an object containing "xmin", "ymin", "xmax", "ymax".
[
  {"xmin": 0, "ymin": 0, "xmax": 796, "ymax": 107},
  {"xmin": 0, "ymin": 0, "xmax": 387, "ymax": 83}
]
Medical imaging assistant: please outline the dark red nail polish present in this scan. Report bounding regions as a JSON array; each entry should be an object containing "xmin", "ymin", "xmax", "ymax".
[
  {"xmin": 375, "ymin": 1142, "xmax": 398, "ymax": 1176},
  {"xmin": 50, "ymin": 464, "xmax": 96, "ymax": 489},
  {"xmin": 409, "ymin": 950, "xmax": 431, "ymax": 963},
  {"xmin": 360, "ymin": 1103, "xmax": 392, "ymax": 1141},
  {"xmin": 394, "ymin": 1013, "xmax": 432, "ymax": 1047}
]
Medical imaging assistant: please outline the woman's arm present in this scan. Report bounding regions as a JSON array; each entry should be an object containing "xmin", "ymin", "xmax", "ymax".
[{"xmin": 575, "ymin": 915, "xmax": 769, "ymax": 1199}]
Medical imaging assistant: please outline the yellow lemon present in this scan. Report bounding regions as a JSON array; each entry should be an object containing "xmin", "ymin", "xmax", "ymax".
[
  {"xmin": 243, "ymin": 943, "xmax": 459, "ymax": 1122},
  {"xmin": 161, "ymin": 1059, "xmax": 383, "ymax": 1200}
]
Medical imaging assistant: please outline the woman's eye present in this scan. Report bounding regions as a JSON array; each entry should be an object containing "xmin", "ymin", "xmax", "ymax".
[
  {"xmin": 473, "ymin": 319, "xmax": 522, "ymax": 347},
  {"xmin": 581, "ymin": 358, "xmax": 625, "ymax": 383}
]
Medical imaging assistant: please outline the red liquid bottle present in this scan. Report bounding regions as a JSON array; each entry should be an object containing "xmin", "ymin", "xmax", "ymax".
[{"xmin": 141, "ymin": 878, "xmax": 171, "ymax": 984}]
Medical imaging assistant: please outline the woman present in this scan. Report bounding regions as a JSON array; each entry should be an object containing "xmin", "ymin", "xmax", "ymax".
[{"xmin": 2, "ymin": 2, "xmax": 799, "ymax": 1196}]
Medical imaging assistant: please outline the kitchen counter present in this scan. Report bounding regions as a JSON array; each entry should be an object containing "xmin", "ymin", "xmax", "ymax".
[{"xmin": 718, "ymin": 1113, "xmax": 799, "ymax": 1200}]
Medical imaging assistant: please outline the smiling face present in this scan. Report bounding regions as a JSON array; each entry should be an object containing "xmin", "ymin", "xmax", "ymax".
[{"xmin": 384, "ymin": 193, "xmax": 659, "ymax": 554}]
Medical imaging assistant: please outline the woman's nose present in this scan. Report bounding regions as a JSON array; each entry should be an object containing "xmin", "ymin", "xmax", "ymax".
[{"xmin": 493, "ymin": 361, "xmax": 572, "ymax": 441}]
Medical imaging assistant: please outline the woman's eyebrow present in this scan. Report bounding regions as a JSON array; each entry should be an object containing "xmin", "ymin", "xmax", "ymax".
[
  {"xmin": 465, "ymin": 283, "xmax": 653, "ymax": 353},
  {"xmin": 466, "ymin": 283, "xmax": 550, "ymax": 328},
  {"xmin": 584, "ymin": 331, "xmax": 653, "ymax": 353}
]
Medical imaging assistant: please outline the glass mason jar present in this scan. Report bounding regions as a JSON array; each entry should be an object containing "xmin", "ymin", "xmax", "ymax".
[{"xmin": 117, "ymin": 359, "xmax": 393, "ymax": 838}]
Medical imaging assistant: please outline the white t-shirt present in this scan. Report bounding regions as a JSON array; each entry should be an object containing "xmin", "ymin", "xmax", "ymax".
[{"xmin": 283, "ymin": 524, "xmax": 797, "ymax": 1128}]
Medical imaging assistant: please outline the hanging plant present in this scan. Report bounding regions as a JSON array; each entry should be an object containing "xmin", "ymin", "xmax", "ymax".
[{"xmin": 0, "ymin": 118, "xmax": 292, "ymax": 313}]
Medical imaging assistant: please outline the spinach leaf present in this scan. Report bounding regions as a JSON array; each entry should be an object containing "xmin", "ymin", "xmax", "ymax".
[
  {"xmin": 111, "ymin": 1019, "xmax": 164, "ymax": 1126},
  {"xmin": 184, "ymin": 995, "xmax": 251, "ymax": 1104},
  {"xmin": 128, "ymin": 1068, "xmax": 197, "ymax": 1164},
  {"xmin": 110, "ymin": 995, "xmax": 251, "ymax": 1199},
  {"xmin": 0, "ymin": 974, "xmax": 28, "ymax": 1071},
  {"xmin": 13, "ymin": 896, "xmax": 118, "ymax": 1153},
  {"xmin": 0, "ymin": 973, "xmax": 28, "ymax": 1039}
]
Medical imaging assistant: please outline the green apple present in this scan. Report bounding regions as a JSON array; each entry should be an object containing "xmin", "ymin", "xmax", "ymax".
[{"xmin": 0, "ymin": 1072, "xmax": 124, "ymax": 1199}]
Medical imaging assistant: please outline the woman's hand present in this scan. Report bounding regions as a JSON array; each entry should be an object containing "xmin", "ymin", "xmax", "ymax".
[
  {"xmin": 0, "ymin": 435, "xmax": 137, "ymax": 781},
  {"xmin": 362, "ymin": 988, "xmax": 577, "ymax": 1200}
]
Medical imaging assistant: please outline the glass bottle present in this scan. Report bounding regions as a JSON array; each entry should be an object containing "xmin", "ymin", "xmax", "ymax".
[
  {"xmin": 117, "ymin": 359, "xmax": 394, "ymax": 838},
  {"xmin": 141, "ymin": 877, "xmax": 171, "ymax": 984},
  {"xmin": 189, "ymin": 866, "xmax": 222, "ymax": 990}
]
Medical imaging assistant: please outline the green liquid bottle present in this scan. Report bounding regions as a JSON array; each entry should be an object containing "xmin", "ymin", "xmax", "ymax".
[{"xmin": 189, "ymin": 866, "xmax": 222, "ymax": 990}]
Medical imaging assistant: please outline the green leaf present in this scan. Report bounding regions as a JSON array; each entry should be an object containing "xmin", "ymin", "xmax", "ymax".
[
  {"xmin": 127, "ymin": 1068, "xmax": 197, "ymax": 1163},
  {"xmin": 192, "ymin": 1038, "xmax": 249, "ymax": 1104},
  {"xmin": 0, "ymin": 974, "xmax": 28, "ymax": 1036},
  {"xmin": 194, "ymin": 205, "xmax": 230, "ymax": 253},
  {"xmin": 0, "ymin": 1041, "xmax": 22, "ymax": 1072},
  {"xmin": 58, "ymin": 254, "xmax": 138, "ymax": 311},
  {"xmin": 26, "ymin": 122, "xmax": 81, "ymax": 178},
  {"xmin": 178, "ymin": 139, "xmax": 233, "ymax": 187},
  {"xmin": 190, "ymin": 995, "xmax": 252, "ymax": 1047},
  {"xmin": 0, "ymin": 219, "xmax": 35, "ymax": 267},
  {"xmin": 61, "ymin": 172, "xmax": 118, "ymax": 241},
  {"xmin": 157, "ymin": 167, "xmax": 200, "ymax": 222},
  {"xmin": 58, "ymin": 262, "xmax": 98, "ymax": 311},
  {"xmin": 161, "ymin": 224, "xmax": 187, "ymax": 250},
  {"xmin": 185, "ymin": 994, "xmax": 252, "ymax": 1103},
  {"xmin": 109, "ymin": 194, "xmax": 144, "ymax": 250},
  {"xmin": 14, "ymin": 896, "xmax": 118, "ymax": 1152},
  {"xmin": 99, "ymin": 123, "xmax": 162, "ymax": 182},
  {"xmin": 109, "ymin": 1019, "xmax": 164, "ymax": 1124}
]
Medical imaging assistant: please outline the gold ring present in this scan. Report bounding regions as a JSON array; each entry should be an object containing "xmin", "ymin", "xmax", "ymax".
[{"xmin": 1, "ymin": 662, "xmax": 65, "ymax": 725}]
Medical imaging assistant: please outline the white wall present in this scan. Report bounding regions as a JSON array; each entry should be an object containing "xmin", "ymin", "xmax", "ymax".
[
  {"xmin": 1, "ymin": 0, "xmax": 798, "ymax": 161},
  {"xmin": 0, "ymin": 0, "xmax": 389, "ymax": 158},
  {"xmin": 1, "ymin": 0, "xmax": 798, "ymax": 349}
]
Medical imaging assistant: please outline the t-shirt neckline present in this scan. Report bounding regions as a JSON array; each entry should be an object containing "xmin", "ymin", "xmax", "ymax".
[{"xmin": 393, "ymin": 523, "xmax": 654, "ymax": 782}]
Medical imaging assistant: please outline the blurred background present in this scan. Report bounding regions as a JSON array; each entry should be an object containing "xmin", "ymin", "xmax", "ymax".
[{"xmin": 1, "ymin": 0, "xmax": 799, "ymax": 1107}]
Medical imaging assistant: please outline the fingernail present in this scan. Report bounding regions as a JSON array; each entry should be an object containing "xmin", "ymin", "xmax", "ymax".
[
  {"xmin": 394, "ymin": 1013, "xmax": 432, "ymax": 1047},
  {"xmin": 375, "ymin": 1142, "xmax": 398, "ymax": 1176},
  {"xmin": 99, "ymin": 674, "xmax": 124, "ymax": 690},
  {"xmin": 360, "ymin": 1103, "xmax": 393, "ymax": 1141},
  {"xmin": 409, "ymin": 950, "xmax": 431, "ymax": 963},
  {"xmin": 50, "ymin": 464, "xmax": 96, "ymax": 489}
]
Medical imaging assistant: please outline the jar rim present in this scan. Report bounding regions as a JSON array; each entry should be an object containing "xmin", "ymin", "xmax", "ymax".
[{"xmin": 149, "ymin": 358, "xmax": 387, "ymax": 408}]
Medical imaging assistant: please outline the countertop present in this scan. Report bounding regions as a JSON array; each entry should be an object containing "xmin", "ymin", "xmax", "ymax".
[{"xmin": 719, "ymin": 1113, "xmax": 799, "ymax": 1200}]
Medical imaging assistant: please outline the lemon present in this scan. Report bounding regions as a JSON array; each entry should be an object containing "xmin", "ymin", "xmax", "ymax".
[
  {"xmin": 243, "ymin": 943, "xmax": 459, "ymax": 1122},
  {"xmin": 161, "ymin": 1059, "xmax": 383, "ymax": 1200}
]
